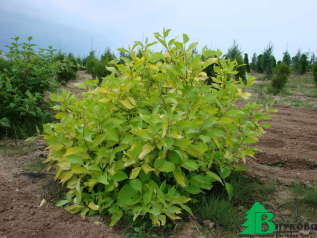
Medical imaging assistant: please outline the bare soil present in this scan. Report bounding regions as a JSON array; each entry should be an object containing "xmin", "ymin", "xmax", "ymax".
[
  {"xmin": 0, "ymin": 140, "xmax": 121, "ymax": 238},
  {"xmin": 247, "ymin": 106, "xmax": 317, "ymax": 186}
]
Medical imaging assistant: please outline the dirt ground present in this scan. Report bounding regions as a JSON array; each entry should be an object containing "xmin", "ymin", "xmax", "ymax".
[
  {"xmin": 0, "ymin": 89, "xmax": 317, "ymax": 237},
  {"xmin": 0, "ymin": 140, "xmax": 121, "ymax": 238},
  {"xmin": 247, "ymin": 106, "xmax": 317, "ymax": 186}
]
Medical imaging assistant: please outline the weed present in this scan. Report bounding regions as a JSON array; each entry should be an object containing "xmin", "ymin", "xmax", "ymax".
[
  {"xmin": 123, "ymin": 217, "xmax": 173, "ymax": 238},
  {"xmin": 192, "ymin": 195, "xmax": 242, "ymax": 231},
  {"xmin": 229, "ymin": 172, "xmax": 276, "ymax": 206}
]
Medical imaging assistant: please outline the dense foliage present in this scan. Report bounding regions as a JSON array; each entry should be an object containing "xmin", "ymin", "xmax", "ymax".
[
  {"xmin": 0, "ymin": 37, "xmax": 60, "ymax": 138},
  {"xmin": 54, "ymin": 52, "xmax": 79, "ymax": 84},
  {"xmin": 44, "ymin": 30, "xmax": 271, "ymax": 226},
  {"xmin": 292, "ymin": 51, "xmax": 309, "ymax": 75},
  {"xmin": 226, "ymin": 41, "xmax": 246, "ymax": 82},
  {"xmin": 271, "ymin": 62, "xmax": 290, "ymax": 94},
  {"xmin": 85, "ymin": 49, "xmax": 115, "ymax": 83},
  {"xmin": 282, "ymin": 51, "xmax": 291, "ymax": 66},
  {"xmin": 244, "ymin": 53, "xmax": 250, "ymax": 73},
  {"xmin": 249, "ymin": 47, "xmax": 316, "ymax": 77}
]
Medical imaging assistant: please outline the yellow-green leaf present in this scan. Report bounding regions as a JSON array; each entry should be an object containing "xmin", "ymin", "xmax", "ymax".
[
  {"xmin": 88, "ymin": 202, "xmax": 99, "ymax": 211},
  {"xmin": 173, "ymin": 169, "xmax": 186, "ymax": 187},
  {"xmin": 130, "ymin": 167, "xmax": 141, "ymax": 179},
  {"xmin": 120, "ymin": 99, "xmax": 134, "ymax": 109},
  {"xmin": 138, "ymin": 144, "xmax": 154, "ymax": 159},
  {"xmin": 142, "ymin": 163, "xmax": 154, "ymax": 173}
]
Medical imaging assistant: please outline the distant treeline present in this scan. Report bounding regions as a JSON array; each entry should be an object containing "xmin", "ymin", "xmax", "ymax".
[
  {"xmin": 225, "ymin": 42, "xmax": 316, "ymax": 79},
  {"xmin": 80, "ymin": 42, "xmax": 317, "ymax": 85}
]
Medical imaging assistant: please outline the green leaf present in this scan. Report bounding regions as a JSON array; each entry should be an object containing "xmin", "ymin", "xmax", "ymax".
[
  {"xmin": 184, "ymin": 143, "xmax": 208, "ymax": 158},
  {"xmin": 65, "ymin": 204, "xmax": 83, "ymax": 214},
  {"xmin": 141, "ymin": 163, "xmax": 154, "ymax": 173},
  {"xmin": 173, "ymin": 168, "xmax": 186, "ymax": 187},
  {"xmin": 120, "ymin": 99, "xmax": 134, "ymax": 109},
  {"xmin": 191, "ymin": 174, "xmax": 214, "ymax": 190},
  {"xmin": 0, "ymin": 118, "xmax": 10, "ymax": 128},
  {"xmin": 184, "ymin": 185, "xmax": 201, "ymax": 194},
  {"xmin": 182, "ymin": 160, "xmax": 199, "ymax": 171},
  {"xmin": 64, "ymin": 147, "xmax": 84, "ymax": 157},
  {"xmin": 225, "ymin": 182, "xmax": 233, "ymax": 200},
  {"xmin": 143, "ymin": 187, "xmax": 153, "ymax": 204},
  {"xmin": 206, "ymin": 171, "xmax": 223, "ymax": 184},
  {"xmin": 182, "ymin": 33, "xmax": 189, "ymax": 43},
  {"xmin": 179, "ymin": 203, "xmax": 193, "ymax": 215},
  {"xmin": 163, "ymin": 29, "xmax": 171, "ymax": 37},
  {"xmin": 154, "ymin": 159, "xmax": 175, "ymax": 172},
  {"xmin": 130, "ymin": 179, "xmax": 142, "ymax": 192},
  {"xmin": 55, "ymin": 200, "xmax": 70, "ymax": 207},
  {"xmin": 219, "ymin": 167, "xmax": 231, "ymax": 179},
  {"xmin": 105, "ymin": 128, "xmax": 119, "ymax": 142},
  {"xmin": 109, "ymin": 207, "xmax": 123, "ymax": 226},
  {"xmin": 112, "ymin": 171, "xmax": 128, "ymax": 182},
  {"xmin": 168, "ymin": 151, "xmax": 182, "ymax": 164},
  {"xmin": 117, "ymin": 184, "xmax": 141, "ymax": 206},
  {"xmin": 233, "ymin": 165, "xmax": 248, "ymax": 172},
  {"xmin": 96, "ymin": 175, "xmax": 108, "ymax": 185},
  {"xmin": 66, "ymin": 154, "xmax": 84, "ymax": 165}
]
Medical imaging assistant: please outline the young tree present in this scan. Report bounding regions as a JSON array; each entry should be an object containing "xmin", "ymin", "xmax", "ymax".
[
  {"xmin": 311, "ymin": 53, "xmax": 316, "ymax": 65},
  {"xmin": 313, "ymin": 62, "xmax": 317, "ymax": 85},
  {"xmin": 85, "ymin": 50, "xmax": 98, "ymax": 77},
  {"xmin": 262, "ymin": 44, "xmax": 276, "ymax": 78},
  {"xmin": 250, "ymin": 53, "xmax": 257, "ymax": 72},
  {"xmin": 226, "ymin": 41, "xmax": 246, "ymax": 82},
  {"xmin": 256, "ymin": 54, "xmax": 264, "ymax": 73},
  {"xmin": 292, "ymin": 50, "xmax": 301, "ymax": 74},
  {"xmin": 271, "ymin": 62, "xmax": 290, "ymax": 94},
  {"xmin": 282, "ymin": 51, "xmax": 291, "ymax": 66},
  {"xmin": 244, "ymin": 53, "xmax": 250, "ymax": 73},
  {"xmin": 299, "ymin": 53, "xmax": 309, "ymax": 74},
  {"xmin": 101, "ymin": 48, "xmax": 115, "ymax": 62}
]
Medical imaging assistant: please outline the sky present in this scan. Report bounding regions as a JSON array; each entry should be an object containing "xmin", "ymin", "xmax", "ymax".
[{"xmin": 0, "ymin": 0, "xmax": 316, "ymax": 59}]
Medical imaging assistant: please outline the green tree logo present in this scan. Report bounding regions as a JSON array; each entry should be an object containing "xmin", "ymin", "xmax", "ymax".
[{"xmin": 240, "ymin": 202, "xmax": 276, "ymax": 235}]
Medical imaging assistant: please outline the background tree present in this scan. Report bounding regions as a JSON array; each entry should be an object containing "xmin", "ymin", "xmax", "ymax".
[
  {"xmin": 261, "ymin": 44, "xmax": 276, "ymax": 78},
  {"xmin": 271, "ymin": 62, "xmax": 290, "ymax": 94},
  {"xmin": 244, "ymin": 53, "xmax": 250, "ymax": 73},
  {"xmin": 226, "ymin": 41, "xmax": 246, "ymax": 82},
  {"xmin": 299, "ymin": 53, "xmax": 309, "ymax": 74},
  {"xmin": 282, "ymin": 51, "xmax": 291, "ymax": 66},
  {"xmin": 250, "ymin": 53, "xmax": 257, "ymax": 72},
  {"xmin": 85, "ymin": 50, "xmax": 98, "ymax": 77},
  {"xmin": 312, "ymin": 62, "xmax": 317, "ymax": 85},
  {"xmin": 311, "ymin": 53, "xmax": 316, "ymax": 65},
  {"xmin": 292, "ymin": 50, "xmax": 301, "ymax": 74},
  {"xmin": 256, "ymin": 54, "xmax": 264, "ymax": 73},
  {"xmin": 101, "ymin": 48, "xmax": 115, "ymax": 62}
]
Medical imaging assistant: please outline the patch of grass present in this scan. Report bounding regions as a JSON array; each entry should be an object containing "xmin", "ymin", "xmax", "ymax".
[
  {"xmin": 249, "ymin": 73, "xmax": 317, "ymax": 109},
  {"xmin": 192, "ymin": 195, "xmax": 242, "ymax": 231},
  {"xmin": 287, "ymin": 184, "xmax": 317, "ymax": 221},
  {"xmin": 229, "ymin": 172, "xmax": 276, "ymax": 206},
  {"xmin": 302, "ymin": 188, "xmax": 317, "ymax": 206},
  {"xmin": 291, "ymin": 184, "xmax": 308, "ymax": 196},
  {"xmin": 42, "ymin": 179, "xmax": 67, "ymax": 203},
  {"xmin": 191, "ymin": 172, "xmax": 276, "ymax": 232},
  {"xmin": 0, "ymin": 141, "xmax": 36, "ymax": 157},
  {"xmin": 23, "ymin": 158, "xmax": 46, "ymax": 172},
  {"xmin": 122, "ymin": 217, "xmax": 174, "ymax": 238}
]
